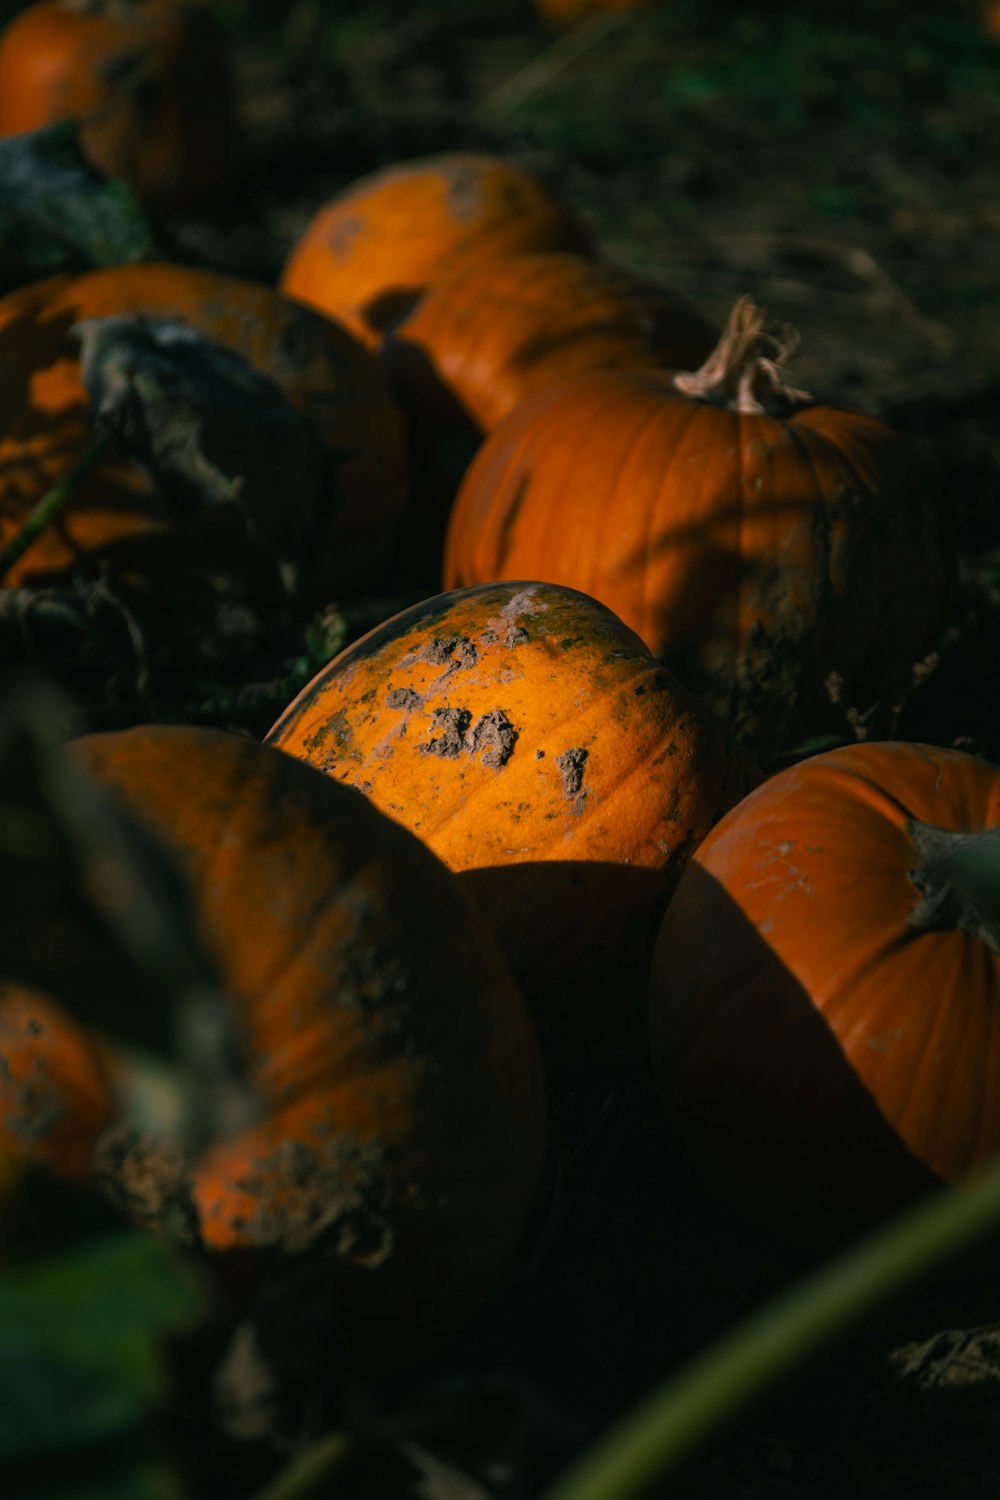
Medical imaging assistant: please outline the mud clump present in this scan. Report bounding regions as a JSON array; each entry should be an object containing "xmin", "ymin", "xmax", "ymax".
[
  {"xmin": 470, "ymin": 709, "xmax": 518, "ymax": 769},
  {"xmin": 423, "ymin": 705, "xmax": 473, "ymax": 757},
  {"xmin": 556, "ymin": 746, "xmax": 589, "ymax": 799}
]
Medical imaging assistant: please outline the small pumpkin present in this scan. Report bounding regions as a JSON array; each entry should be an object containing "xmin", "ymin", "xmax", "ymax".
[
  {"xmin": 648, "ymin": 739, "xmax": 1000, "ymax": 1252},
  {"xmin": 0, "ymin": 263, "xmax": 407, "ymax": 609},
  {"xmin": 0, "ymin": 0, "xmax": 241, "ymax": 219},
  {"xmin": 267, "ymin": 580, "xmax": 758, "ymax": 1076},
  {"xmin": 444, "ymin": 297, "xmax": 952, "ymax": 754},
  {"xmin": 280, "ymin": 153, "xmax": 592, "ymax": 349},
  {"xmin": 0, "ymin": 725, "xmax": 545, "ymax": 1371},
  {"xmin": 383, "ymin": 249, "xmax": 718, "ymax": 436}
]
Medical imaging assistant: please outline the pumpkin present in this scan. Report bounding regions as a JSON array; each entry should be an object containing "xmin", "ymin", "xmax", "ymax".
[
  {"xmin": 0, "ymin": 725, "xmax": 545, "ymax": 1371},
  {"xmin": 379, "ymin": 251, "xmax": 715, "ymax": 592},
  {"xmin": 0, "ymin": 263, "xmax": 407, "ymax": 610},
  {"xmin": 280, "ymin": 153, "xmax": 592, "ymax": 350},
  {"xmin": 0, "ymin": 987, "xmax": 120, "ymax": 1182},
  {"xmin": 444, "ymin": 297, "xmax": 952, "ymax": 755},
  {"xmin": 266, "ymin": 581, "xmax": 758, "ymax": 1077},
  {"xmin": 383, "ymin": 249, "xmax": 718, "ymax": 436},
  {"xmin": 0, "ymin": 0, "xmax": 240, "ymax": 219},
  {"xmin": 648, "ymin": 739, "xmax": 1000, "ymax": 1252}
]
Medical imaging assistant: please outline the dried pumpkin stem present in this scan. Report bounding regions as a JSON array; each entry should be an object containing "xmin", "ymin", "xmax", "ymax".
[
  {"xmin": 672, "ymin": 294, "xmax": 814, "ymax": 416},
  {"xmin": 0, "ymin": 432, "xmax": 112, "ymax": 585},
  {"xmin": 907, "ymin": 820, "xmax": 1000, "ymax": 953}
]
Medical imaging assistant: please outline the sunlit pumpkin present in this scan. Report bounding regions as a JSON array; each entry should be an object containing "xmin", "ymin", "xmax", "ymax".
[
  {"xmin": 444, "ymin": 297, "xmax": 952, "ymax": 754},
  {"xmin": 649, "ymin": 739, "xmax": 1000, "ymax": 1252},
  {"xmin": 267, "ymin": 580, "xmax": 758, "ymax": 1076},
  {"xmin": 0, "ymin": 725, "xmax": 545, "ymax": 1371},
  {"xmin": 0, "ymin": 263, "xmax": 407, "ymax": 610},
  {"xmin": 0, "ymin": 0, "xmax": 240, "ymax": 218},
  {"xmin": 281, "ymin": 153, "xmax": 592, "ymax": 349}
]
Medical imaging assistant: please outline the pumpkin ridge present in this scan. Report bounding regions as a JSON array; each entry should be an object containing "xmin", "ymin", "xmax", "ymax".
[{"xmin": 619, "ymin": 391, "xmax": 686, "ymax": 652}]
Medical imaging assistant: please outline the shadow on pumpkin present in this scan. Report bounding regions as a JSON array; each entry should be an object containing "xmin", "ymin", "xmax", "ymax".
[
  {"xmin": 651, "ymin": 861, "xmax": 952, "ymax": 1258},
  {"xmin": 459, "ymin": 858, "xmax": 678, "ymax": 1086},
  {"xmin": 380, "ymin": 333, "xmax": 483, "ymax": 590}
]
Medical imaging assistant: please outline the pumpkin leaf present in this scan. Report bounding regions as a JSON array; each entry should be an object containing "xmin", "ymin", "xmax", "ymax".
[
  {"xmin": 0, "ymin": 122, "xmax": 157, "ymax": 291},
  {"xmin": 0, "ymin": 675, "xmax": 219, "ymax": 1056},
  {"xmin": 0, "ymin": 1230, "xmax": 201, "ymax": 1499},
  {"xmin": 76, "ymin": 315, "xmax": 334, "ymax": 595}
]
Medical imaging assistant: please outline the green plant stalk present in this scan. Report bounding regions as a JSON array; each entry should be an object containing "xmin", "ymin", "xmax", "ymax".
[
  {"xmin": 0, "ymin": 432, "xmax": 112, "ymax": 584},
  {"xmin": 251, "ymin": 1431, "xmax": 355, "ymax": 1500},
  {"xmin": 542, "ymin": 1164, "xmax": 1000, "ymax": 1500}
]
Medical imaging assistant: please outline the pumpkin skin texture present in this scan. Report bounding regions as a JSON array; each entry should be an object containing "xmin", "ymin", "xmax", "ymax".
[
  {"xmin": 280, "ymin": 153, "xmax": 592, "ymax": 349},
  {"xmin": 648, "ymin": 739, "xmax": 1000, "ymax": 1254},
  {"xmin": 383, "ymin": 250, "xmax": 718, "ymax": 435},
  {"xmin": 0, "ymin": 725, "xmax": 545, "ymax": 1372},
  {"xmin": 0, "ymin": 0, "xmax": 240, "ymax": 219},
  {"xmin": 266, "ymin": 581, "xmax": 759, "ymax": 1077},
  {"xmin": 0, "ymin": 264, "xmax": 407, "ymax": 610},
  {"xmin": 444, "ymin": 300, "xmax": 951, "ymax": 756}
]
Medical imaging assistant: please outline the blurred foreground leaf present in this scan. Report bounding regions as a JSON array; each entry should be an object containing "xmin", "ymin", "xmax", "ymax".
[
  {"xmin": 0, "ymin": 677, "xmax": 220, "ymax": 1056},
  {"xmin": 0, "ymin": 1230, "xmax": 202, "ymax": 1499}
]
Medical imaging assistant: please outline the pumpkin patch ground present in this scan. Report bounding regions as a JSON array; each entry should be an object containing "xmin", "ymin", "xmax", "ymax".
[{"xmin": 3, "ymin": 1, "xmax": 1000, "ymax": 1498}]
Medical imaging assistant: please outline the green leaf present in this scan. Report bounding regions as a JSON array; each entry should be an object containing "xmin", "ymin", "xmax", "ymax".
[{"xmin": 0, "ymin": 1231, "xmax": 201, "ymax": 1500}]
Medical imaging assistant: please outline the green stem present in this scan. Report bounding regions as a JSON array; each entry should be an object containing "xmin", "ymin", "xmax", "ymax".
[
  {"xmin": 0, "ymin": 433, "xmax": 112, "ymax": 585},
  {"xmin": 541, "ymin": 1163, "xmax": 1000, "ymax": 1500},
  {"xmin": 251, "ymin": 1431, "xmax": 356, "ymax": 1500}
]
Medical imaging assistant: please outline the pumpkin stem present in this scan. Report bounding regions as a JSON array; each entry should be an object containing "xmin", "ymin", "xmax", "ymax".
[
  {"xmin": 907, "ymin": 819, "xmax": 1000, "ymax": 954},
  {"xmin": 672, "ymin": 295, "xmax": 815, "ymax": 416}
]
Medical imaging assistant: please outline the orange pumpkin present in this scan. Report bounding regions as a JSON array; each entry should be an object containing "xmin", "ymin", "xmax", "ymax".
[
  {"xmin": 383, "ymin": 250, "xmax": 718, "ymax": 435},
  {"xmin": 648, "ymin": 740, "xmax": 1000, "ymax": 1252},
  {"xmin": 280, "ymin": 153, "xmax": 592, "ymax": 349},
  {"xmin": 444, "ymin": 297, "xmax": 952, "ymax": 753},
  {"xmin": 0, "ymin": 0, "xmax": 240, "ymax": 219},
  {"xmin": 0, "ymin": 987, "xmax": 120, "ymax": 1181},
  {"xmin": 0, "ymin": 725, "xmax": 545, "ymax": 1371},
  {"xmin": 267, "ymin": 581, "xmax": 759, "ymax": 1076},
  {"xmin": 0, "ymin": 263, "xmax": 407, "ymax": 610}
]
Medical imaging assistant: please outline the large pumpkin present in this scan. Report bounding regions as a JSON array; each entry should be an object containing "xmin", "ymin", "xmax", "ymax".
[
  {"xmin": 648, "ymin": 739, "xmax": 1000, "ymax": 1252},
  {"xmin": 0, "ymin": 263, "xmax": 407, "ymax": 610},
  {"xmin": 267, "ymin": 581, "xmax": 758, "ymax": 1076},
  {"xmin": 0, "ymin": 725, "xmax": 545, "ymax": 1371},
  {"xmin": 444, "ymin": 297, "xmax": 952, "ymax": 754},
  {"xmin": 383, "ymin": 249, "xmax": 718, "ymax": 435},
  {"xmin": 280, "ymin": 153, "xmax": 592, "ymax": 349},
  {"xmin": 0, "ymin": 0, "xmax": 240, "ymax": 218}
]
